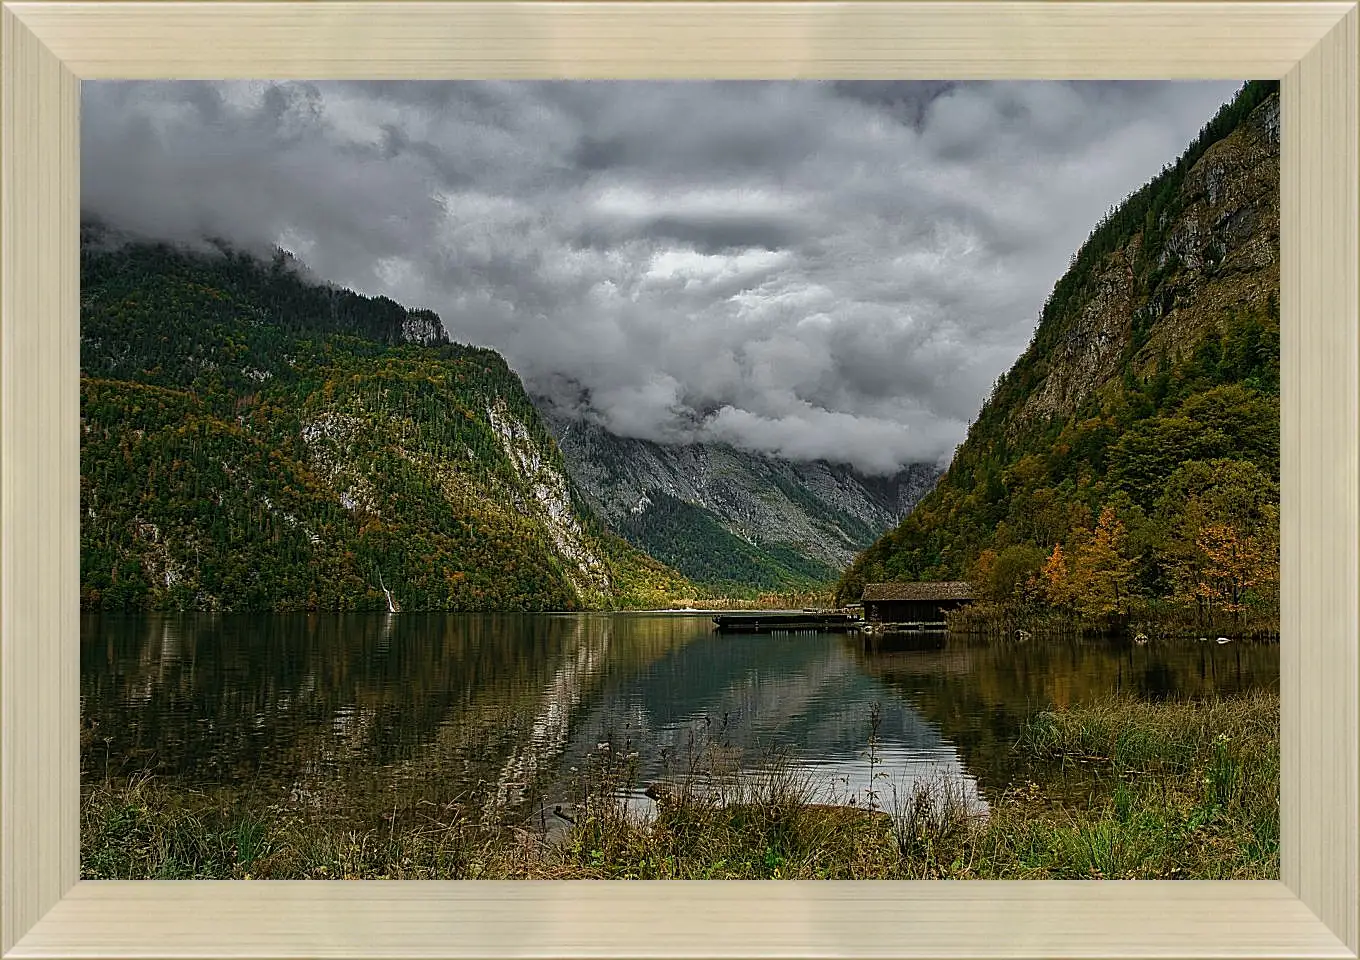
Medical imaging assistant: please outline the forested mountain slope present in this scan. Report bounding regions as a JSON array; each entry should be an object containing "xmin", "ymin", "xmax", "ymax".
[
  {"xmin": 80, "ymin": 230, "xmax": 695, "ymax": 612},
  {"xmin": 837, "ymin": 82, "xmax": 1281, "ymax": 628}
]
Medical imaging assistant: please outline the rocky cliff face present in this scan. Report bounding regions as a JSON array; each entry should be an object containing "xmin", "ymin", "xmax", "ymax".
[
  {"xmin": 536, "ymin": 398, "xmax": 941, "ymax": 580},
  {"xmin": 1018, "ymin": 93, "xmax": 1278, "ymax": 427},
  {"xmin": 401, "ymin": 308, "xmax": 448, "ymax": 347},
  {"xmin": 483, "ymin": 398, "xmax": 615, "ymax": 601}
]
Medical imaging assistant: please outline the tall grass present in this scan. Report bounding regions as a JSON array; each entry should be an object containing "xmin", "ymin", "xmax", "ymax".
[
  {"xmin": 82, "ymin": 692, "xmax": 1279, "ymax": 880},
  {"xmin": 949, "ymin": 603, "xmax": 1281, "ymax": 641}
]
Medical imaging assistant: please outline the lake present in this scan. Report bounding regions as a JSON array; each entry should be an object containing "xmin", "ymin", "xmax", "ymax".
[{"xmin": 81, "ymin": 612, "xmax": 1280, "ymax": 826}]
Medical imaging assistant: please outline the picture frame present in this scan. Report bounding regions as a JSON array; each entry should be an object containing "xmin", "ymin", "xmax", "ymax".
[{"xmin": 2, "ymin": 2, "xmax": 1356, "ymax": 958}]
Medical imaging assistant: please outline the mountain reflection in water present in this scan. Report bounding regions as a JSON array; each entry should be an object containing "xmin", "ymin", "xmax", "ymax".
[{"xmin": 81, "ymin": 612, "xmax": 1279, "ymax": 822}]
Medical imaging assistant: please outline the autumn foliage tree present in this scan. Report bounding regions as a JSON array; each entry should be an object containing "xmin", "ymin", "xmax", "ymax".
[
  {"xmin": 1069, "ymin": 506, "xmax": 1137, "ymax": 620},
  {"xmin": 1156, "ymin": 459, "xmax": 1279, "ymax": 625},
  {"xmin": 1040, "ymin": 543, "xmax": 1075, "ymax": 610},
  {"xmin": 1192, "ymin": 522, "xmax": 1279, "ymax": 617}
]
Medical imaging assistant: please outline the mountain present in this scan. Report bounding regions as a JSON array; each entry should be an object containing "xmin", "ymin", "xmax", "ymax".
[
  {"xmin": 837, "ymin": 81, "xmax": 1281, "ymax": 627},
  {"xmin": 536, "ymin": 398, "xmax": 942, "ymax": 593},
  {"xmin": 79, "ymin": 230, "xmax": 696, "ymax": 612}
]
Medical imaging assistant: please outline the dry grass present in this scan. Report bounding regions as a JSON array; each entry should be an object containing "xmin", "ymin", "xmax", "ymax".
[{"xmin": 81, "ymin": 691, "xmax": 1279, "ymax": 881}]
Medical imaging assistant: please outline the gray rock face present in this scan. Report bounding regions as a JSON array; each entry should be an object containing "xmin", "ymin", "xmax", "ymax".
[
  {"xmin": 400, "ymin": 308, "xmax": 449, "ymax": 347},
  {"xmin": 1018, "ymin": 94, "xmax": 1279, "ymax": 429},
  {"xmin": 535, "ymin": 399, "xmax": 941, "ymax": 570}
]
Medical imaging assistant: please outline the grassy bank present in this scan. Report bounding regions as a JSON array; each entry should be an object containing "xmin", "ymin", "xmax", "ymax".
[{"xmin": 82, "ymin": 690, "xmax": 1278, "ymax": 880}]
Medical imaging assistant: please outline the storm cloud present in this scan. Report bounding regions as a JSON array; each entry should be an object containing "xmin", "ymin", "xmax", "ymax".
[{"xmin": 81, "ymin": 79, "xmax": 1242, "ymax": 473}]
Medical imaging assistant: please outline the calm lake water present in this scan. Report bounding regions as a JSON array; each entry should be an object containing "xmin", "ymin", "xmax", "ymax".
[{"xmin": 81, "ymin": 612, "xmax": 1279, "ymax": 823}]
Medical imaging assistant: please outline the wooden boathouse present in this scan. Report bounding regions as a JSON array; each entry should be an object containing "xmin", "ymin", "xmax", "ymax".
[{"xmin": 861, "ymin": 582, "xmax": 975, "ymax": 631}]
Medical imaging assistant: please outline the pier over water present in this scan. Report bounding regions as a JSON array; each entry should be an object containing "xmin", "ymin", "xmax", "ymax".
[{"xmin": 712, "ymin": 612, "xmax": 859, "ymax": 634}]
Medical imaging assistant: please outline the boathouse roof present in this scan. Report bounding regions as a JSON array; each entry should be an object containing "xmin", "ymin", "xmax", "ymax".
[{"xmin": 861, "ymin": 581, "xmax": 974, "ymax": 602}]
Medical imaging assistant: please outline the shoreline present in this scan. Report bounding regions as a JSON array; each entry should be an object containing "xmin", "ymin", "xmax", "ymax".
[{"xmin": 81, "ymin": 691, "xmax": 1279, "ymax": 881}]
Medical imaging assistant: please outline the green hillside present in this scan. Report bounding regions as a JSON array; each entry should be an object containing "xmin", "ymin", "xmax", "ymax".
[
  {"xmin": 80, "ymin": 232, "xmax": 696, "ymax": 612},
  {"xmin": 837, "ymin": 82, "xmax": 1281, "ymax": 632},
  {"xmin": 614, "ymin": 490, "xmax": 840, "ymax": 592}
]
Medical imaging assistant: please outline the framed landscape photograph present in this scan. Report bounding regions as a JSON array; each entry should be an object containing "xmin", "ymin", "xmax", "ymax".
[{"xmin": 2, "ymin": 2, "xmax": 1357, "ymax": 960}]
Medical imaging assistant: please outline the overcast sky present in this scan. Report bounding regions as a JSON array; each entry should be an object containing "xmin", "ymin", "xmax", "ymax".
[{"xmin": 82, "ymin": 80, "xmax": 1242, "ymax": 474}]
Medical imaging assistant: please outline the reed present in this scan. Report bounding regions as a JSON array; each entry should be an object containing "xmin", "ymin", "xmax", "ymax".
[{"xmin": 81, "ymin": 691, "xmax": 1279, "ymax": 880}]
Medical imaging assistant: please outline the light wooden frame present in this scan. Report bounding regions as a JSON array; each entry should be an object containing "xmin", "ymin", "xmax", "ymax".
[{"xmin": 1, "ymin": 1, "xmax": 1356, "ymax": 957}]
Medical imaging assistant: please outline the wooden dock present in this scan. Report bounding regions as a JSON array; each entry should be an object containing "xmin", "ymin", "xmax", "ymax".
[{"xmin": 712, "ymin": 612, "xmax": 860, "ymax": 634}]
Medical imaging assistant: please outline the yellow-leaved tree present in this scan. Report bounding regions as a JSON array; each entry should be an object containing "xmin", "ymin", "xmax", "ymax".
[
  {"xmin": 1155, "ymin": 459, "xmax": 1279, "ymax": 625},
  {"xmin": 1040, "ymin": 542, "xmax": 1075, "ymax": 609},
  {"xmin": 1070, "ymin": 506, "xmax": 1137, "ymax": 620},
  {"xmin": 1189, "ymin": 515, "xmax": 1279, "ymax": 619}
]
